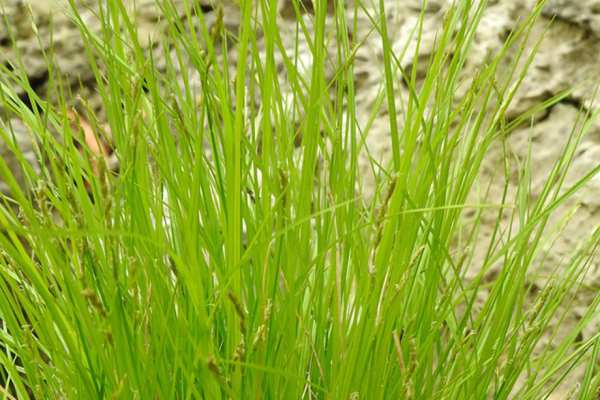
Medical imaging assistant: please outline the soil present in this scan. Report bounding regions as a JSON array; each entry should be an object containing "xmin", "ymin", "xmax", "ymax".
[{"xmin": 1, "ymin": 0, "xmax": 599, "ymax": 397}]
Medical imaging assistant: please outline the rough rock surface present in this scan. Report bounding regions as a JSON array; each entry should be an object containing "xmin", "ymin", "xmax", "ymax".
[
  {"xmin": 544, "ymin": 0, "xmax": 600, "ymax": 38},
  {"xmin": 0, "ymin": 118, "xmax": 40, "ymax": 195},
  {"xmin": 0, "ymin": 0, "xmax": 599, "ymax": 396}
]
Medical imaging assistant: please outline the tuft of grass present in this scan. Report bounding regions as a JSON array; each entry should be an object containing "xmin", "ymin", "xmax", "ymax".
[{"xmin": 0, "ymin": 0, "xmax": 599, "ymax": 398}]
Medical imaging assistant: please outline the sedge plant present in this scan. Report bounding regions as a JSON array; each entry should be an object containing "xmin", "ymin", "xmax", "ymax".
[{"xmin": 0, "ymin": 0, "xmax": 599, "ymax": 398}]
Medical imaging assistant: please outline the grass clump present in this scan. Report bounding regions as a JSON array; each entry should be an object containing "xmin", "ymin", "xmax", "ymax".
[{"xmin": 0, "ymin": 0, "xmax": 599, "ymax": 398}]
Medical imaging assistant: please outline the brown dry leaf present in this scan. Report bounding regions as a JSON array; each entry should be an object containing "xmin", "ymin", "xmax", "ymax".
[{"xmin": 66, "ymin": 108, "xmax": 112, "ymax": 187}]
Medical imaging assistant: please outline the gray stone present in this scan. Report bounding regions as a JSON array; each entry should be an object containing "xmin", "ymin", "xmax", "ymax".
[
  {"xmin": 544, "ymin": 0, "xmax": 600, "ymax": 38},
  {"xmin": 0, "ymin": 118, "xmax": 40, "ymax": 196}
]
